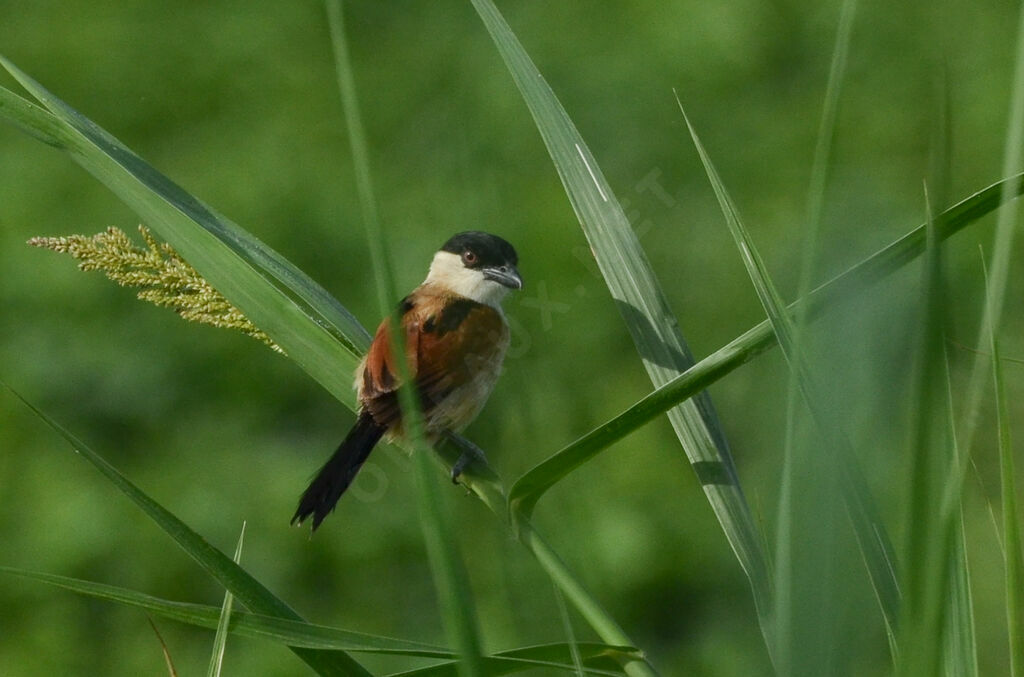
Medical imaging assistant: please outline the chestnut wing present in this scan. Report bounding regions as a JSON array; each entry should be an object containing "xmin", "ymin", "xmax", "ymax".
[{"xmin": 359, "ymin": 295, "xmax": 505, "ymax": 430}]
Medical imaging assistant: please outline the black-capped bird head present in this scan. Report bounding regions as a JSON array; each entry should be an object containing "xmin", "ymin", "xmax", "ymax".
[{"xmin": 425, "ymin": 231, "xmax": 523, "ymax": 306}]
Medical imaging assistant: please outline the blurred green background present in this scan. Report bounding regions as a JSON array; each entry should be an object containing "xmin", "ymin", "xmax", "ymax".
[{"xmin": 2, "ymin": 1, "xmax": 1023, "ymax": 674}]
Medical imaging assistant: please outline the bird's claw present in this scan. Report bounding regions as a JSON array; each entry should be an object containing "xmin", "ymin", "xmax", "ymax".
[{"xmin": 450, "ymin": 443, "xmax": 486, "ymax": 484}]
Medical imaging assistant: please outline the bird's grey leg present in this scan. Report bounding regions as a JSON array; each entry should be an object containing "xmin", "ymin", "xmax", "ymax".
[{"xmin": 446, "ymin": 431, "xmax": 488, "ymax": 483}]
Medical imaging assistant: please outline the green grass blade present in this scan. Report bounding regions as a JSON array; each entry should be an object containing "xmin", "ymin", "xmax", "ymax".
[
  {"xmin": 552, "ymin": 581, "xmax": 585, "ymax": 677},
  {"xmin": 510, "ymin": 170, "xmax": 1024, "ymax": 514},
  {"xmin": 959, "ymin": 2, "xmax": 1024, "ymax": 454},
  {"xmin": 681, "ymin": 108, "xmax": 901, "ymax": 648},
  {"xmin": 898, "ymin": 187, "xmax": 951, "ymax": 677},
  {"xmin": 469, "ymin": 0, "xmax": 771, "ymax": 663},
  {"xmin": 207, "ymin": 522, "xmax": 246, "ymax": 677},
  {"xmin": 941, "ymin": 361, "xmax": 979, "ymax": 677},
  {"xmin": 776, "ymin": 2, "xmax": 855, "ymax": 670},
  {"xmin": 984, "ymin": 264, "xmax": 1024, "ymax": 676},
  {"xmin": 0, "ymin": 83, "xmax": 63, "ymax": 147},
  {"xmin": 386, "ymin": 643, "xmax": 632, "ymax": 677},
  {"xmin": 0, "ymin": 565, "xmax": 464, "ymax": 657},
  {"xmin": 324, "ymin": 4, "xmax": 485, "ymax": 674},
  {"xmin": 1, "ymin": 564, "xmax": 636, "ymax": 675},
  {"xmin": 2, "ymin": 384, "xmax": 371, "ymax": 677},
  {"xmin": 0, "ymin": 59, "xmax": 368, "ymax": 408}
]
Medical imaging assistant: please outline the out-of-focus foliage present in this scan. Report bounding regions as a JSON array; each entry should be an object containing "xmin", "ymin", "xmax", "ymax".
[{"xmin": 1, "ymin": 1, "xmax": 1022, "ymax": 675}]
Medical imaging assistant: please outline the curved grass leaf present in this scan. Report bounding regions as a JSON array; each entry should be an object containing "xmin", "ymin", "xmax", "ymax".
[
  {"xmin": 0, "ymin": 565, "xmax": 455, "ymax": 657},
  {"xmin": 681, "ymin": 108, "xmax": 900, "ymax": 646},
  {"xmin": 509, "ymin": 171, "xmax": 1024, "ymax": 514},
  {"xmin": 2, "ymin": 385, "xmax": 371, "ymax": 677},
  {"xmin": 468, "ymin": 0, "xmax": 772, "ymax": 666},
  {"xmin": 0, "ymin": 566, "xmax": 636, "ymax": 675}
]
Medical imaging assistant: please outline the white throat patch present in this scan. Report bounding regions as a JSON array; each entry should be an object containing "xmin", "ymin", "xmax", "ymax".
[{"xmin": 423, "ymin": 251, "xmax": 510, "ymax": 308}]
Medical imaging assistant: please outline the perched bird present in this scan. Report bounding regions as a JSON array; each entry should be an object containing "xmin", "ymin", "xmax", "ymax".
[{"xmin": 292, "ymin": 231, "xmax": 522, "ymax": 530}]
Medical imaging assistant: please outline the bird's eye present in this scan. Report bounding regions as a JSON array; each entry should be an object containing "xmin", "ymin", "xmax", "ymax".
[{"xmin": 462, "ymin": 250, "xmax": 478, "ymax": 266}]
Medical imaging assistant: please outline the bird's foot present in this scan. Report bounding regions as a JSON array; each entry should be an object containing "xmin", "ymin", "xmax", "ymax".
[{"xmin": 450, "ymin": 440, "xmax": 487, "ymax": 484}]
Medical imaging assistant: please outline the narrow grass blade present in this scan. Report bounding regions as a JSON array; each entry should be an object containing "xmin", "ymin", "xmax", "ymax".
[
  {"xmin": 776, "ymin": 2, "xmax": 855, "ymax": 670},
  {"xmin": 148, "ymin": 617, "xmax": 180, "ymax": 677},
  {"xmin": 552, "ymin": 581, "xmax": 585, "ymax": 677},
  {"xmin": 0, "ymin": 59, "xmax": 369, "ymax": 408},
  {"xmin": 959, "ymin": 1, "xmax": 1024, "ymax": 453},
  {"xmin": 2, "ymin": 385, "xmax": 371, "ymax": 677},
  {"xmin": 207, "ymin": 522, "xmax": 246, "ymax": 677},
  {"xmin": 386, "ymin": 643, "xmax": 632, "ymax": 677},
  {"xmin": 943, "ymin": 414, "xmax": 979, "ymax": 677},
  {"xmin": 0, "ymin": 565, "xmax": 466, "ymax": 656},
  {"xmin": 681, "ymin": 108, "xmax": 901, "ymax": 646},
  {"xmin": 898, "ymin": 187, "xmax": 952, "ymax": 677},
  {"xmin": 984, "ymin": 265, "xmax": 1024, "ymax": 675},
  {"xmin": 469, "ymin": 0, "xmax": 771, "ymax": 664},
  {"xmin": 1, "ymin": 563, "xmax": 637, "ymax": 676},
  {"xmin": 324, "ymin": 4, "xmax": 485, "ymax": 674},
  {"xmin": 510, "ymin": 171, "xmax": 1024, "ymax": 514}
]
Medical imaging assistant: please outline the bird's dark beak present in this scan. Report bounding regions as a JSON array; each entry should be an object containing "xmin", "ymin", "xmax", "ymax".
[{"xmin": 483, "ymin": 265, "xmax": 523, "ymax": 290}]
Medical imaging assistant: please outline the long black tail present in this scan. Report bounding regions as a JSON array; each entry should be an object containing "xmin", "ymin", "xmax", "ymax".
[{"xmin": 292, "ymin": 412, "xmax": 386, "ymax": 530}]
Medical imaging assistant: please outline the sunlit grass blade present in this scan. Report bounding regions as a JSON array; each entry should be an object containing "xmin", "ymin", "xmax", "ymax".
[
  {"xmin": 510, "ymin": 170, "xmax": 1024, "ymax": 514},
  {"xmin": 1, "ymin": 384, "xmax": 371, "ymax": 677},
  {"xmin": 324, "ymin": 3, "xmax": 485, "ymax": 674},
  {"xmin": 681, "ymin": 108, "xmax": 901, "ymax": 648},
  {"xmin": 207, "ymin": 522, "xmax": 245, "ymax": 677},
  {"xmin": 469, "ymin": 0, "xmax": 772, "ymax": 663},
  {"xmin": 0, "ymin": 59, "xmax": 368, "ymax": 408}
]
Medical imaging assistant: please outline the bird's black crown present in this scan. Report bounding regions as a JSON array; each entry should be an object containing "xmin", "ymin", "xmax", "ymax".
[{"xmin": 441, "ymin": 231, "xmax": 518, "ymax": 269}]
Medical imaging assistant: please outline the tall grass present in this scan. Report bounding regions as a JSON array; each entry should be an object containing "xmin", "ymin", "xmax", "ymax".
[{"xmin": 2, "ymin": 1, "xmax": 1023, "ymax": 675}]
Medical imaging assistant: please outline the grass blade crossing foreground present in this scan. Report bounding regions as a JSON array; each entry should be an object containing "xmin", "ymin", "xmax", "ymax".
[
  {"xmin": 0, "ymin": 58, "xmax": 369, "ymax": 409},
  {"xmin": 325, "ymin": 3, "xmax": 485, "ymax": 674},
  {"xmin": 1, "ymin": 384, "xmax": 371, "ymax": 677},
  {"xmin": 681, "ymin": 110, "xmax": 900, "ymax": 646},
  {"xmin": 469, "ymin": 0, "xmax": 773, "ymax": 664},
  {"xmin": 509, "ymin": 171, "xmax": 1024, "ymax": 512}
]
